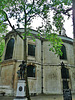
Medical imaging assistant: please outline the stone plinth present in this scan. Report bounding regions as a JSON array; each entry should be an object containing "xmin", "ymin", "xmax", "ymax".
[{"xmin": 14, "ymin": 80, "xmax": 27, "ymax": 100}]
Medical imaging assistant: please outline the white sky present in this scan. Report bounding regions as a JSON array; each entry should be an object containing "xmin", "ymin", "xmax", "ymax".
[
  {"xmin": 64, "ymin": 16, "xmax": 73, "ymax": 38},
  {"xmin": 7, "ymin": 15, "xmax": 73, "ymax": 39}
]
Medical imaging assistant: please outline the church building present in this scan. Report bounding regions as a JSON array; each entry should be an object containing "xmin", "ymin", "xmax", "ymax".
[{"xmin": 0, "ymin": 28, "xmax": 75, "ymax": 100}]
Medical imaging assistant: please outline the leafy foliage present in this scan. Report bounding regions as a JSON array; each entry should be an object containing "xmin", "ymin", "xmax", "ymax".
[
  {"xmin": 0, "ymin": 37, "xmax": 5, "ymax": 62},
  {"xmin": 46, "ymin": 33, "xmax": 63, "ymax": 56},
  {"xmin": 0, "ymin": 0, "xmax": 72, "ymax": 58}
]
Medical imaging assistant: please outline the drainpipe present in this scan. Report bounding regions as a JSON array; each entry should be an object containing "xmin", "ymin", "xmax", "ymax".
[{"xmin": 41, "ymin": 40, "xmax": 43, "ymax": 94}]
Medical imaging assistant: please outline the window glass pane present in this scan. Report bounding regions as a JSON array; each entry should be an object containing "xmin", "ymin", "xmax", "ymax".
[
  {"xmin": 27, "ymin": 65, "xmax": 35, "ymax": 77},
  {"xmin": 60, "ymin": 45, "xmax": 67, "ymax": 60},
  {"xmin": 28, "ymin": 44, "xmax": 35, "ymax": 56},
  {"xmin": 5, "ymin": 38, "xmax": 15, "ymax": 60}
]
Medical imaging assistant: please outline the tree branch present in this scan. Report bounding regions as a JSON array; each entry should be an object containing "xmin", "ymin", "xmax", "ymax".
[
  {"xmin": 64, "ymin": 7, "xmax": 72, "ymax": 14},
  {"xmin": 0, "ymin": 19, "xmax": 7, "ymax": 24},
  {"xmin": 2, "ymin": 10, "xmax": 23, "ymax": 40},
  {"xmin": 27, "ymin": 14, "xmax": 37, "ymax": 22},
  {"xmin": 49, "ymin": 4, "xmax": 72, "ymax": 15},
  {"xmin": 33, "ymin": 0, "xmax": 34, "ymax": 5}
]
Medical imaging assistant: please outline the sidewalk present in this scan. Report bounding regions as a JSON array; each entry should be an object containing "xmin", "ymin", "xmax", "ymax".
[{"xmin": 0, "ymin": 94, "xmax": 63, "ymax": 100}]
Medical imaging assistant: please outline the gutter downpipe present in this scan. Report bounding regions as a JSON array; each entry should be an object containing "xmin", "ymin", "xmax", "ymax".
[{"xmin": 41, "ymin": 40, "xmax": 43, "ymax": 94}]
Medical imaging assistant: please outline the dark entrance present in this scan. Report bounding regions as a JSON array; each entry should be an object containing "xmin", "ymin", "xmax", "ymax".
[
  {"xmin": 61, "ymin": 62, "xmax": 72, "ymax": 100},
  {"xmin": 63, "ymin": 89, "xmax": 72, "ymax": 100}
]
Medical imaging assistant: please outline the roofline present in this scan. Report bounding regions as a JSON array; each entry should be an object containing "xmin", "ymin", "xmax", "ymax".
[{"xmin": 5, "ymin": 28, "xmax": 73, "ymax": 44}]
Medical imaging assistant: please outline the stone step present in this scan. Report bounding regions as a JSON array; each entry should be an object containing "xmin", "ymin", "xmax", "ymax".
[
  {"xmin": 0, "ymin": 85, "xmax": 11, "ymax": 89},
  {"xmin": 0, "ymin": 85, "xmax": 13, "ymax": 96}
]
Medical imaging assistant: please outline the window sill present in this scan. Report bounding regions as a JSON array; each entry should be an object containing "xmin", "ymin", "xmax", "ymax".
[
  {"xmin": 27, "ymin": 56, "xmax": 35, "ymax": 61},
  {"xmin": 60, "ymin": 60, "xmax": 68, "ymax": 64},
  {"xmin": 28, "ymin": 77, "xmax": 37, "ymax": 80}
]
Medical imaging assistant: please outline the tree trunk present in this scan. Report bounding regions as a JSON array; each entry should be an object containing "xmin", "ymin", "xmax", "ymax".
[
  {"xmin": 24, "ymin": 5, "xmax": 31, "ymax": 100},
  {"xmin": 72, "ymin": 0, "xmax": 75, "ymax": 66},
  {"xmin": 24, "ymin": 28, "xmax": 31, "ymax": 100}
]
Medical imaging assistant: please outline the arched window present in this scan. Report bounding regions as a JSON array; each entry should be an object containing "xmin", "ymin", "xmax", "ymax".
[
  {"xmin": 27, "ymin": 65, "xmax": 35, "ymax": 77},
  {"xmin": 4, "ymin": 38, "xmax": 15, "ymax": 60},
  {"xmin": 60, "ymin": 45, "xmax": 67, "ymax": 60}
]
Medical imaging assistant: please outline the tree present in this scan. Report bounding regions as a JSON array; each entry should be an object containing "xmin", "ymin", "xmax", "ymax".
[
  {"xmin": 0, "ymin": 0, "xmax": 73, "ymax": 100},
  {"xmin": 0, "ymin": 37, "xmax": 5, "ymax": 62},
  {"xmin": 0, "ymin": 25, "xmax": 7, "ymax": 62},
  {"xmin": 72, "ymin": 0, "xmax": 75, "ymax": 66}
]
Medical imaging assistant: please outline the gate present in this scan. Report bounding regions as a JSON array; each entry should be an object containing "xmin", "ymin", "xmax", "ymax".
[{"xmin": 63, "ymin": 89, "xmax": 72, "ymax": 100}]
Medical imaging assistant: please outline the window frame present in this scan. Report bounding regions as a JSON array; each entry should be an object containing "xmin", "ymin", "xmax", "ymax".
[
  {"xmin": 60, "ymin": 44, "xmax": 67, "ymax": 60},
  {"xmin": 27, "ymin": 65, "xmax": 36, "ymax": 78},
  {"xmin": 28, "ymin": 43, "xmax": 36, "ymax": 57},
  {"xmin": 4, "ymin": 38, "xmax": 15, "ymax": 60}
]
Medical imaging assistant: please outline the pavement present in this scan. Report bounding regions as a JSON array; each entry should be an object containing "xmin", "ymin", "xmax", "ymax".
[{"xmin": 0, "ymin": 94, "xmax": 63, "ymax": 100}]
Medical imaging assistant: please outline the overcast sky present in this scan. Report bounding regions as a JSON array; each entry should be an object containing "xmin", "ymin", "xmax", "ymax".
[
  {"xmin": 7, "ymin": 14, "xmax": 73, "ymax": 39},
  {"xmin": 64, "ymin": 15, "xmax": 73, "ymax": 38}
]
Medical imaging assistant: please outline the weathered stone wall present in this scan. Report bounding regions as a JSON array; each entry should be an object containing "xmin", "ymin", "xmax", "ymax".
[
  {"xmin": 70, "ymin": 67, "xmax": 75, "ymax": 92},
  {"xmin": 35, "ymin": 39, "xmax": 41, "ymax": 63},
  {"xmin": 43, "ymin": 41, "xmax": 74, "ymax": 65},
  {"xmin": 43, "ymin": 41, "xmax": 60, "ymax": 64},
  {"xmin": 64, "ymin": 43, "xmax": 74, "ymax": 65},
  {"xmin": 13, "ymin": 35, "xmax": 24, "ymax": 60},
  {"xmin": 43, "ymin": 65, "xmax": 62, "ymax": 94},
  {"xmin": 68, "ymin": 66, "xmax": 75, "ymax": 100},
  {"xmin": 1, "ymin": 61, "xmax": 15, "ymax": 87}
]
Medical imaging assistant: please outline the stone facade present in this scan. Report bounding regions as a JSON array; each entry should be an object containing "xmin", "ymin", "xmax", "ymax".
[{"xmin": 0, "ymin": 29, "xmax": 75, "ymax": 100}]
